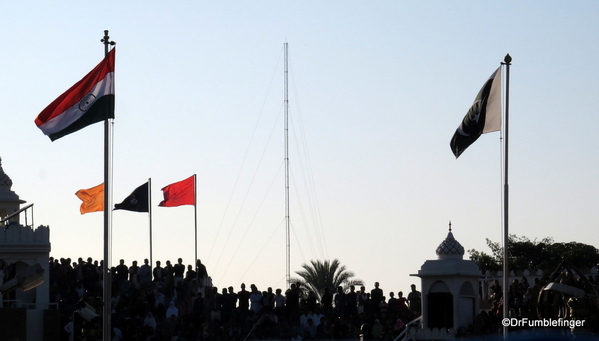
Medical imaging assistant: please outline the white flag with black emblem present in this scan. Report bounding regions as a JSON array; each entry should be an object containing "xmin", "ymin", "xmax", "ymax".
[{"xmin": 450, "ymin": 67, "xmax": 502, "ymax": 158}]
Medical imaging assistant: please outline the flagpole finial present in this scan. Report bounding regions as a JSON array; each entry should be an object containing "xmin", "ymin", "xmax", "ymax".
[
  {"xmin": 101, "ymin": 30, "xmax": 116, "ymax": 52},
  {"xmin": 504, "ymin": 54, "xmax": 512, "ymax": 64}
]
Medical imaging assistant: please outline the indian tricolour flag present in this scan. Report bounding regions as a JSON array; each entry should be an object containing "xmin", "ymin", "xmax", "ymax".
[{"xmin": 35, "ymin": 48, "xmax": 115, "ymax": 141}]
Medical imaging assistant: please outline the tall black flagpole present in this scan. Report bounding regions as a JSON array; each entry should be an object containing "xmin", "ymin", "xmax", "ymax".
[
  {"xmin": 149, "ymin": 178, "xmax": 153, "ymax": 269},
  {"xmin": 101, "ymin": 30, "xmax": 115, "ymax": 341},
  {"xmin": 502, "ymin": 53, "xmax": 511, "ymax": 336},
  {"xmin": 194, "ymin": 174, "xmax": 198, "ymax": 264}
]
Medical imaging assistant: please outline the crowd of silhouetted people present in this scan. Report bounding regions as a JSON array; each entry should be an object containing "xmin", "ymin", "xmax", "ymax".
[{"xmin": 48, "ymin": 257, "xmax": 422, "ymax": 340}]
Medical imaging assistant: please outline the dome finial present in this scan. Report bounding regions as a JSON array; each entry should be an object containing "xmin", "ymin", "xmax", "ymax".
[{"xmin": 436, "ymin": 222, "xmax": 464, "ymax": 259}]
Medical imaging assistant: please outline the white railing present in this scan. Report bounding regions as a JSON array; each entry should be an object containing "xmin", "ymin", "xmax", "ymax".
[
  {"xmin": 393, "ymin": 316, "xmax": 422, "ymax": 341},
  {"xmin": 0, "ymin": 224, "xmax": 50, "ymax": 244}
]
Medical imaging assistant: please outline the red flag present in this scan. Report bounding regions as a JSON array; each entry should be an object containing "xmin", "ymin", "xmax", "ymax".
[
  {"xmin": 76, "ymin": 183, "xmax": 104, "ymax": 214},
  {"xmin": 159, "ymin": 175, "xmax": 195, "ymax": 207}
]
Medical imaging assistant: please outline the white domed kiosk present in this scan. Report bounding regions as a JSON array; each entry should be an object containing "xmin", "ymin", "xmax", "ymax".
[{"xmin": 414, "ymin": 223, "xmax": 483, "ymax": 337}]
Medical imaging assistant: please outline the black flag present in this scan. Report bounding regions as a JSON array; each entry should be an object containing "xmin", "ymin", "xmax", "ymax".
[{"xmin": 114, "ymin": 182, "xmax": 149, "ymax": 212}]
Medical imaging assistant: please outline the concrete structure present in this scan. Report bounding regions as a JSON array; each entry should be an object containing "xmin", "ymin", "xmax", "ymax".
[
  {"xmin": 0, "ymin": 158, "xmax": 54, "ymax": 341},
  {"xmin": 413, "ymin": 224, "xmax": 483, "ymax": 339}
]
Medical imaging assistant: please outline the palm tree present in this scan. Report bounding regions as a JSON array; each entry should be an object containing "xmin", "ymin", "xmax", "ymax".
[{"xmin": 291, "ymin": 259, "xmax": 363, "ymax": 301}]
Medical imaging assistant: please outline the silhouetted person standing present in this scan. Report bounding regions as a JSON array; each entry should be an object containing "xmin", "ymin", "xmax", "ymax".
[{"xmin": 371, "ymin": 282, "xmax": 383, "ymax": 313}]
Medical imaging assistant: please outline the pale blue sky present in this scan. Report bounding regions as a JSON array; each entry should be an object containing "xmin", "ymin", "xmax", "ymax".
[{"xmin": 1, "ymin": 1, "xmax": 598, "ymax": 293}]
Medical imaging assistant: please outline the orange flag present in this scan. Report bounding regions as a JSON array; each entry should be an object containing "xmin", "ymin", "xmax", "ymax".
[{"xmin": 76, "ymin": 183, "xmax": 104, "ymax": 214}]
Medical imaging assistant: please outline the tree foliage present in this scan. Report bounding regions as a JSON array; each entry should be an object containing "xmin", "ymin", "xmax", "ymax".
[
  {"xmin": 468, "ymin": 235, "xmax": 599, "ymax": 273},
  {"xmin": 291, "ymin": 259, "xmax": 363, "ymax": 301}
]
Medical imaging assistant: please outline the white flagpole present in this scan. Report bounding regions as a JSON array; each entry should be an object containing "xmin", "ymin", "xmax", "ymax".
[
  {"xmin": 149, "ymin": 178, "xmax": 153, "ymax": 269},
  {"xmin": 101, "ymin": 30, "xmax": 116, "ymax": 341},
  {"xmin": 502, "ymin": 53, "xmax": 511, "ymax": 337}
]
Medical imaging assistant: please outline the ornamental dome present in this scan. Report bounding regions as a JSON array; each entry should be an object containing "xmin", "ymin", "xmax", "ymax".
[
  {"xmin": 435, "ymin": 222, "xmax": 464, "ymax": 260},
  {"xmin": 0, "ymin": 157, "xmax": 26, "ymax": 203},
  {"xmin": 0, "ymin": 158, "xmax": 13, "ymax": 189}
]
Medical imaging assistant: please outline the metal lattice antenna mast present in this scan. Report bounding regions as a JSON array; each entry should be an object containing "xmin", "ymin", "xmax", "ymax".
[{"xmin": 284, "ymin": 42, "xmax": 290, "ymax": 286}]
